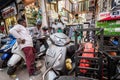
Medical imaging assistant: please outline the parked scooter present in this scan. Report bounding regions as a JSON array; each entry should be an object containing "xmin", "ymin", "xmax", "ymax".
[
  {"xmin": 7, "ymin": 36, "xmax": 50, "ymax": 75},
  {"xmin": 7, "ymin": 41, "xmax": 25, "ymax": 75},
  {"xmin": 0, "ymin": 35, "xmax": 16, "ymax": 68},
  {"xmin": 43, "ymin": 33, "xmax": 76, "ymax": 80}
]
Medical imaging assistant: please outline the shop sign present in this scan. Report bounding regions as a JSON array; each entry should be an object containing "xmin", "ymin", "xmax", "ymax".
[
  {"xmin": 1, "ymin": 3, "xmax": 17, "ymax": 19},
  {"xmin": 98, "ymin": 10, "xmax": 120, "ymax": 21},
  {"xmin": 98, "ymin": 12, "xmax": 110, "ymax": 21},
  {"xmin": 111, "ymin": 10, "xmax": 120, "ymax": 18},
  {"xmin": 97, "ymin": 20, "xmax": 120, "ymax": 36}
]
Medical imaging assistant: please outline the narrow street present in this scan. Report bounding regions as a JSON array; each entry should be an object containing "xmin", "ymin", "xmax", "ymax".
[
  {"xmin": 0, "ymin": 0, "xmax": 120, "ymax": 80},
  {"xmin": 0, "ymin": 59, "xmax": 45, "ymax": 80}
]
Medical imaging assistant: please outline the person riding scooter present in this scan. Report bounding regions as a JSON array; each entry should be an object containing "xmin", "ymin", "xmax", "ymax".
[{"xmin": 31, "ymin": 20, "xmax": 49, "ymax": 56}]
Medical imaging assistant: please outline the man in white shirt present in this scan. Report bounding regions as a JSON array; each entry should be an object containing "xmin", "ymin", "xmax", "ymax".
[
  {"xmin": 52, "ymin": 19, "xmax": 65, "ymax": 33},
  {"xmin": 33, "ymin": 20, "xmax": 42, "ymax": 38},
  {"xmin": 33, "ymin": 20, "xmax": 49, "ymax": 37},
  {"xmin": 51, "ymin": 20, "xmax": 58, "ymax": 33},
  {"xmin": 9, "ymin": 18, "xmax": 40, "ymax": 77}
]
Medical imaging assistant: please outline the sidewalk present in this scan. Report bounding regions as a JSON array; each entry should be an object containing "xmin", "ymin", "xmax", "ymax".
[{"xmin": 0, "ymin": 60, "xmax": 45, "ymax": 80}]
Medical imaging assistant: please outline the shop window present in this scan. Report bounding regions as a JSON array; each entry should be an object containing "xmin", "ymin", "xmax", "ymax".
[
  {"xmin": 25, "ymin": 3, "xmax": 41, "ymax": 27},
  {"xmin": 78, "ymin": 0, "xmax": 89, "ymax": 12},
  {"xmin": 102, "ymin": 0, "xmax": 107, "ymax": 12}
]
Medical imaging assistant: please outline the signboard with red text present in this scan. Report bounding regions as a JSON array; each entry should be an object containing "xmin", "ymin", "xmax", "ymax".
[
  {"xmin": 1, "ymin": 3, "xmax": 17, "ymax": 19},
  {"xmin": 98, "ymin": 10, "xmax": 120, "ymax": 21}
]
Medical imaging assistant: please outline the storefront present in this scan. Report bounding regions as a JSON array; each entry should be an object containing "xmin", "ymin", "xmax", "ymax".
[
  {"xmin": 24, "ymin": 0, "xmax": 41, "ymax": 27},
  {"xmin": 97, "ymin": 10, "xmax": 120, "ymax": 36},
  {"xmin": 1, "ymin": 2, "xmax": 17, "ymax": 33}
]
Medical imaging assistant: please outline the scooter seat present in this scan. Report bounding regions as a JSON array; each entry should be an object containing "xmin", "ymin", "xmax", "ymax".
[{"xmin": 56, "ymin": 76, "xmax": 98, "ymax": 80}]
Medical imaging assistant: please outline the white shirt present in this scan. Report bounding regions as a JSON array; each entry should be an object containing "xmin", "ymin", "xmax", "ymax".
[
  {"xmin": 27, "ymin": 27, "xmax": 41, "ymax": 38},
  {"xmin": 52, "ymin": 23, "xmax": 57, "ymax": 29},
  {"xmin": 27, "ymin": 27, "xmax": 49, "ymax": 38},
  {"xmin": 52, "ymin": 22, "xmax": 65, "ymax": 32},
  {"xmin": 57, "ymin": 22, "xmax": 65, "ymax": 30},
  {"xmin": 9, "ymin": 24, "xmax": 33, "ymax": 49}
]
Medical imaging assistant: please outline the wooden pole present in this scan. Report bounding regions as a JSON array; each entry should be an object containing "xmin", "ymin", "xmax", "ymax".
[{"xmin": 41, "ymin": 0, "xmax": 48, "ymax": 27}]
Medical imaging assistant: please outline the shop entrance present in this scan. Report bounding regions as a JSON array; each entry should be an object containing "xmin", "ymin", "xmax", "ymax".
[{"xmin": 5, "ymin": 16, "xmax": 17, "ymax": 33}]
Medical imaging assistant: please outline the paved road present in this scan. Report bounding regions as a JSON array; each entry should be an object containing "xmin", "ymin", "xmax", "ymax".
[{"xmin": 0, "ymin": 59, "xmax": 46, "ymax": 80}]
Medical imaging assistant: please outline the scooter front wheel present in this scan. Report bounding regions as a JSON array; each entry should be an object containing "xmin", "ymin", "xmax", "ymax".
[
  {"xmin": 7, "ymin": 66, "xmax": 17, "ymax": 75},
  {"xmin": 0, "ymin": 59, "xmax": 8, "ymax": 68}
]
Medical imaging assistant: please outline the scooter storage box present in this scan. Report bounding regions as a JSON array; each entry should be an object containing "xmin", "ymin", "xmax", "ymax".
[
  {"xmin": 45, "ymin": 45, "xmax": 66, "ymax": 71},
  {"xmin": 7, "ymin": 54, "xmax": 22, "ymax": 66}
]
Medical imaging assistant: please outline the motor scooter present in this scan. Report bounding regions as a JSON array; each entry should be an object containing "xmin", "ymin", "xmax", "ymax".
[
  {"xmin": 43, "ymin": 32, "xmax": 76, "ymax": 80},
  {"xmin": 0, "ymin": 34, "xmax": 16, "ymax": 68},
  {"xmin": 7, "ymin": 27, "xmax": 51, "ymax": 75},
  {"xmin": 7, "ymin": 35, "xmax": 50, "ymax": 75}
]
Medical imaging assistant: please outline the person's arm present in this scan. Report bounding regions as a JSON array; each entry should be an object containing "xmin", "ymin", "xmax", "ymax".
[
  {"xmin": 9, "ymin": 25, "xmax": 25, "ymax": 44},
  {"xmin": 9, "ymin": 25, "xmax": 23, "ymax": 40}
]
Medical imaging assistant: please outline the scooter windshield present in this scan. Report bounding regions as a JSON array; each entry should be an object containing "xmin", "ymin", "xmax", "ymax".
[
  {"xmin": 54, "ymin": 35, "xmax": 67, "ymax": 46},
  {"xmin": 50, "ymin": 33, "xmax": 70, "ymax": 46},
  {"xmin": 0, "ymin": 38, "xmax": 16, "ymax": 52}
]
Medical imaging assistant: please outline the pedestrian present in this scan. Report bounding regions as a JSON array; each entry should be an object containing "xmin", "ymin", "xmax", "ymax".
[
  {"xmin": 33, "ymin": 20, "xmax": 49, "ymax": 54},
  {"xmin": 51, "ymin": 19, "xmax": 58, "ymax": 33},
  {"xmin": 32, "ymin": 20, "xmax": 42, "ymax": 38},
  {"xmin": 33, "ymin": 20, "xmax": 49, "ymax": 37},
  {"xmin": 72, "ymin": 14, "xmax": 85, "ymax": 24},
  {"xmin": 32, "ymin": 20, "xmax": 43, "ymax": 52},
  {"xmin": 9, "ymin": 18, "xmax": 40, "ymax": 79},
  {"xmin": 57, "ymin": 18, "xmax": 65, "ymax": 31}
]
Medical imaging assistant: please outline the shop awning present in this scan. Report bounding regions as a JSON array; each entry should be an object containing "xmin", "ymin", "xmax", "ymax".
[
  {"xmin": 0, "ymin": 0, "xmax": 14, "ymax": 10},
  {"xmin": 98, "ymin": 16, "xmax": 120, "ymax": 22}
]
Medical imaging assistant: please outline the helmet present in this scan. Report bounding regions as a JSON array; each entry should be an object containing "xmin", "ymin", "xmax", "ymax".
[{"xmin": 36, "ymin": 20, "xmax": 42, "ymax": 25}]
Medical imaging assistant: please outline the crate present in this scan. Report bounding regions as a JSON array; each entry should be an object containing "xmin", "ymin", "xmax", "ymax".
[{"xmin": 56, "ymin": 28, "xmax": 104, "ymax": 80}]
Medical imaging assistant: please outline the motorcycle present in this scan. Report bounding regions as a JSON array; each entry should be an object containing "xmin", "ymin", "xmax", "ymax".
[
  {"xmin": 42, "ymin": 32, "xmax": 76, "ymax": 80},
  {"xmin": 102, "ymin": 37, "xmax": 120, "ymax": 80}
]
